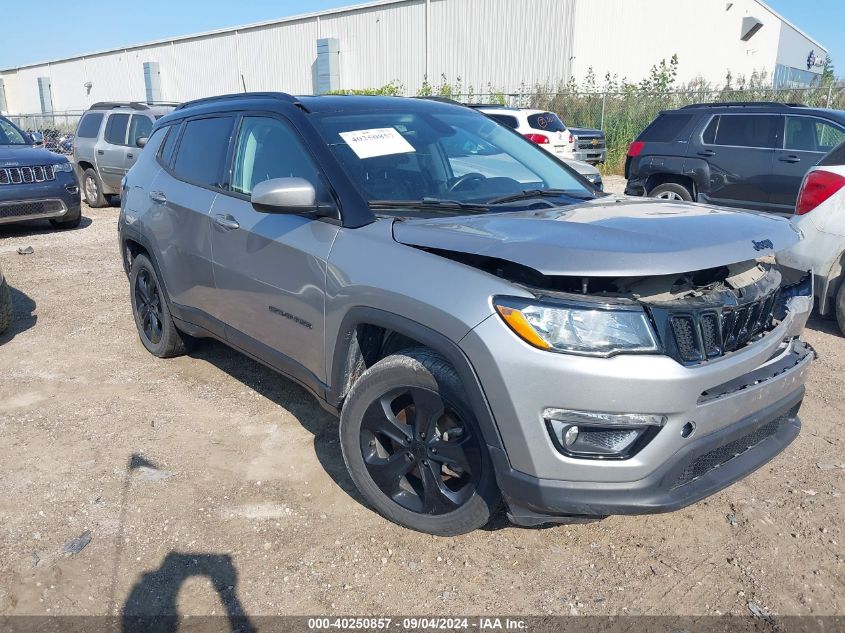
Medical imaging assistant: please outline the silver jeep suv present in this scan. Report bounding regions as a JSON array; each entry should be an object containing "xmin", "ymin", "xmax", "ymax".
[
  {"xmin": 73, "ymin": 101, "xmax": 175, "ymax": 207},
  {"xmin": 118, "ymin": 93, "xmax": 814, "ymax": 535}
]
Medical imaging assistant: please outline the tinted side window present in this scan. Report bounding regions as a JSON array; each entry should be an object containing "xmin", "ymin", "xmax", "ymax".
[
  {"xmin": 104, "ymin": 113, "xmax": 130, "ymax": 145},
  {"xmin": 640, "ymin": 113, "xmax": 693, "ymax": 142},
  {"xmin": 158, "ymin": 124, "xmax": 180, "ymax": 166},
  {"xmin": 702, "ymin": 116, "xmax": 720, "ymax": 144},
  {"xmin": 712, "ymin": 114, "xmax": 778, "ymax": 149},
  {"xmin": 172, "ymin": 116, "xmax": 233, "ymax": 188},
  {"xmin": 128, "ymin": 115, "xmax": 153, "ymax": 146},
  {"xmin": 231, "ymin": 116, "xmax": 327, "ymax": 199},
  {"xmin": 77, "ymin": 113, "xmax": 104, "ymax": 139},
  {"xmin": 489, "ymin": 114, "xmax": 519, "ymax": 129},
  {"xmin": 784, "ymin": 116, "xmax": 845, "ymax": 153}
]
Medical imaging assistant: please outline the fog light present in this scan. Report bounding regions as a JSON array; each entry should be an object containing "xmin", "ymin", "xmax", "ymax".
[{"xmin": 544, "ymin": 408, "xmax": 665, "ymax": 459}]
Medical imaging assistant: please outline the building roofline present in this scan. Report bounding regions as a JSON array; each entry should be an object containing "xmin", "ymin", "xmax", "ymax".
[
  {"xmin": 0, "ymin": 0, "xmax": 411, "ymax": 73},
  {"xmin": 753, "ymin": 0, "xmax": 828, "ymax": 54}
]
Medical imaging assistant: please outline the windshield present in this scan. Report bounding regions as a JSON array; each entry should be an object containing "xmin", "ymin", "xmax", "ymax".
[
  {"xmin": 0, "ymin": 117, "xmax": 29, "ymax": 145},
  {"xmin": 314, "ymin": 108, "xmax": 592, "ymax": 210}
]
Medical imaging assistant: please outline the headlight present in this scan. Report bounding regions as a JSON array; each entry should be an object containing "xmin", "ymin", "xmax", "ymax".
[
  {"xmin": 53, "ymin": 162, "xmax": 73, "ymax": 173},
  {"xmin": 494, "ymin": 297, "xmax": 660, "ymax": 356}
]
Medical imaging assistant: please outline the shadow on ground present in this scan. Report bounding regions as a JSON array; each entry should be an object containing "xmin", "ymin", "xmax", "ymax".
[
  {"xmin": 187, "ymin": 339, "xmax": 365, "ymax": 506},
  {"xmin": 0, "ymin": 284, "xmax": 37, "ymax": 343},
  {"xmin": 0, "ymin": 215, "xmax": 93, "ymax": 239}
]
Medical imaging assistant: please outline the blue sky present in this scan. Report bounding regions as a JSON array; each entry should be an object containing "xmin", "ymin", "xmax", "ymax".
[{"xmin": 0, "ymin": 0, "xmax": 842, "ymax": 76}]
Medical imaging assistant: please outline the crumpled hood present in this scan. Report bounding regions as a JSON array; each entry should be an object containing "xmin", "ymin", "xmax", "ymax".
[
  {"xmin": 0, "ymin": 146, "xmax": 68, "ymax": 167},
  {"xmin": 393, "ymin": 196, "xmax": 802, "ymax": 277}
]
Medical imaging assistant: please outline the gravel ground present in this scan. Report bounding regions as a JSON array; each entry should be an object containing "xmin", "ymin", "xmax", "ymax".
[{"xmin": 0, "ymin": 201, "xmax": 843, "ymax": 620}]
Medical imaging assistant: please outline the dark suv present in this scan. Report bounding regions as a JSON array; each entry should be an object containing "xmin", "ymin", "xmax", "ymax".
[{"xmin": 625, "ymin": 102, "xmax": 845, "ymax": 215}]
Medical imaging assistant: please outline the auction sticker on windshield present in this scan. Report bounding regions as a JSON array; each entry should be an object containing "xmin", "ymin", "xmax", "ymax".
[{"xmin": 339, "ymin": 128, "xmax": 416, "ymax": 159}]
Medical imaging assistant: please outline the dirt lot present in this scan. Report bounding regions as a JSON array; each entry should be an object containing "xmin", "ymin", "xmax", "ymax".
[{"xmin": 0, "ymin": 198, "xmax": 843, "ymax": 620}]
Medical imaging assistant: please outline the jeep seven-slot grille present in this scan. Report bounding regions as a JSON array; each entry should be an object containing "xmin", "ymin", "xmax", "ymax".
[
  {"xmin": 653, "ymin": 289, "xmax": 779, "ymax": 365},
  {"xmin": 0, "ymin": 165, "xmax": 55, "ymax": 185}
]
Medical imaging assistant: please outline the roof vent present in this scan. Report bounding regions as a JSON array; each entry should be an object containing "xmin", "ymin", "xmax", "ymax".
[{"xmin": 741, "ymin": 16, "xmax": 764, "ymax": 41}]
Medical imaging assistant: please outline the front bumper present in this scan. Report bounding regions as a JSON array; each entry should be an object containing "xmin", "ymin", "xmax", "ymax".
[
  {"xmin": 571, "ymin": 148, "xmax": 607, "ymax": 164},
  {"xmin": 460, "ymin": 295, "xmax": 814, "ymax": 522},
  {"xmin": 0, "ymin": 173, "xmax": 81, "ymax": 226}
]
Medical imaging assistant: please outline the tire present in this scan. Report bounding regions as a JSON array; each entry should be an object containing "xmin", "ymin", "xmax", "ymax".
[
  {"xmin": 836, "ymin": 280, "xmax": 845, "ymax": 337},
  {"xmin": 0, "ymin": 280, "xmax": 12, "ymax": 336},
  {"xmin": 129, "ymin": 254, "xmax": 190, "ymax": 358},
  {"xmin": 649, "ymin": 182, "xmax": 693, "ymax": 201},
  {"xmin": 339, "ymin": 348, "xmax": 500, "ymax": 535},
  {"xmin": 50, "ymin": 207, "xmax": 82, "ymax": 229},
  {"xmin": 82, "ymin": 168, "xmax": 107, "ymax": 208}
]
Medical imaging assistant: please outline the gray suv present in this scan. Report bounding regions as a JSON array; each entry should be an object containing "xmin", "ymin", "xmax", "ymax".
[
  {"xmin": 119, "ymin": 93, "xmax": 814, "ymax": 535},
  {"xmin": 73, "ymin": 101, "xmax": 175, "ymax": 207}
]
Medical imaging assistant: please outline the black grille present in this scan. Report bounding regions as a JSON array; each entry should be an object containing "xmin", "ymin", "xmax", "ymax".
[
  {"xmin": 0, "ymin": 200, "xmax": 64, "ymax": 219},
  {"xmin": 577, "ymin": 139, "xmax": 606, "ymax": 150},
  {"xmin": 652, "ymin": 287, "xmax": 780, "ymax": 365},
  {"xmin": 672, "ymin": 416, "xmax": 785, "ymax": 489},
  {"xmin": 0, "ymin": 166, "xmax": 56, "ymax": 186}
]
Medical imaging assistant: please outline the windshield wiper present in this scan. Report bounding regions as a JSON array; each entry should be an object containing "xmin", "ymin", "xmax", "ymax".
[
  {"xmin": 368, "ymin": 198, "xmax": 489, "ymax": 213},
  {"xmin": 488, "ymin": 189, "xmax": 596, "ymax": 205}
]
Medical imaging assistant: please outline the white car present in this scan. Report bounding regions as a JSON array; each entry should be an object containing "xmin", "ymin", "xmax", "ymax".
[
  {"xmin": 777, "ymin": 141, "xmax": 845, "ymax": 334},
  {"xmin": 476, "ymin": 106, "xmax": 607, "ymax": 164}
]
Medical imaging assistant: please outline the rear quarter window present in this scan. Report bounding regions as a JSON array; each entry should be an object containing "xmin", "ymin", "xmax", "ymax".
[
  {"xmin": 488, "ymin": 113, "xmax": 519, "ymax": 129},
  {"xmin": 76, "ymin": 112, "xmax": 104, "ymax": 139},
  {"xmin": 818, "ymin": 139, "xmax": 845, "ymax": 166},
  {"xmin": 639, "ymin": 113, "xmax": 693, "ymax": 142}
]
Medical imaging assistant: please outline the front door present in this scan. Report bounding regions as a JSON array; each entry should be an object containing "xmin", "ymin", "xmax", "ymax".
[
  {"xmin": 770, "ymin": 115, "xmax": 845, "ymax": 213},
  {"xmin": 125, "ymin": 114, "xmax": 154, "ymax": 173},
  {"xmin": 210, "ymin": 114, "xmax": 338, "ymax": 383}
]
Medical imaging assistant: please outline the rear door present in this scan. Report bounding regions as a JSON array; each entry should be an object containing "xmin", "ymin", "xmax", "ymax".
[
  {"xmin": 770, "ymin": 114, "xmax": 845, "ymax": 213},
  {"xmin": 98, "ymin": 112, "xmax": 130, "ymax": 190},
  {"xmin": 696, "ymin": 113, "xmax": 780, "ymax": 211},
  {"xmin": 209, "ymin": 113, "xmax": 338, "ymax": 383}
]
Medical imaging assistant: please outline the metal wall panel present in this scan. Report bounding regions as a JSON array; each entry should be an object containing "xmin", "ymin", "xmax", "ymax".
[
  {"xmin": 320, "ymin": 0, "xmax": 426, "ymax": 94},
  {"xmin": 124, "ymin": 43, "xmax": 178, "ymax": 103},
  {"xmin": 46, "ymin": 58, "xmax": 90, "ymax": 111},
  {"xmin": 237, "ymin": 19, "xmax": 319, "ymax": 94},
  {"xmin": 428, "ymin": 0, "xmax": 575, "ymax": 93},
  {"xmin": 82, "ymin": 52, "xmax": 134, "ymax": 105},
  {"xmin": 171, "ymin": 33, "xmax": 241, "ymax": 101}
]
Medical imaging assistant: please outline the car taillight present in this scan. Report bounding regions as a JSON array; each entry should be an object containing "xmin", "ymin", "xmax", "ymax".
[
  {"xmin": 567, "ymin": 132, "xmax": 574, "ymax": 144},
  {"xmin": 524, "ymin": 133, "xmax": 549, "ymax": 144},
  {"xmin": 796, "ymin": 170, "xmax": 845, "ymax": 215},
  {"xmin": 627, "ymin": 140, "xmax": 645, "ymax": 157}
]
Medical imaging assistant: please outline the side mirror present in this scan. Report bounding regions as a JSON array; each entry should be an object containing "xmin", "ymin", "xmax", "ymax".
[
  {"xmin": 250, "ymin": 177, "xmax": 318, "ymax": 214},
  {"xmin": 136, "ymin": 137, "xmax": 148, "ymax": 148},
  {"xmin": 29, "ymin": 131, "xmax": 44, "ymax": 145}
]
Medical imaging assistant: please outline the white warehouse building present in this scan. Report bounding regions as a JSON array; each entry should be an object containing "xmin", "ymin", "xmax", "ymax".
[{"xmin": 0, "ymin": 0, "xmax": 829, "ymax": 116}]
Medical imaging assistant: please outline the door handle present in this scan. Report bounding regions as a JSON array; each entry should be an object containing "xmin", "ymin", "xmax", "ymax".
[
  {"xmin": 127, "ymin": 153, "xmax": 134, "ymax": 159},
  {"xmin": 779, "ymin": 155, "xmax": 801, "ymax": 163},
  {"xmin": 213, "ymin": 214, "xmax": 240, "ymax": 231},
  {"xmin": 148, "ymin": 190, "xmax": 167, "ymax": 204},
  {"xmin": 97, "ymin": 150, "xmax": 104, "ymax": 155},
  {"xmin": 697, "ymin": 149, "xmax": 716, "ymax": 157}
]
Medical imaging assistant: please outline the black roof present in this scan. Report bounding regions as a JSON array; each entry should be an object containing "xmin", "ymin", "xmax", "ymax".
[{"xmin": 666, "ymin": 102, "xmax": 845, "ymax": 123}]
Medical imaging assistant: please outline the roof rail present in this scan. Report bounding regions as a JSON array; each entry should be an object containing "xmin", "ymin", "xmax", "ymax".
[
  {"xmin": 464, "ymin": 103, "xmax": 508, "ymax": 109},
  {"xmin": 90, "ymin": 101, "xmax": 178, "ymax": 111},
  {"xmin": 175, "ymin": 92, "xmax": 300, "ymax": 111},
  {"xmin": 681, "ymin": 101, "xmax": 806, "ymax": 109}
]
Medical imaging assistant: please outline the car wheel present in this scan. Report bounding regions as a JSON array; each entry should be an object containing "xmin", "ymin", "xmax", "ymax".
[
  {"xmin": 340, "ymin": 348, "xmax": 500, "ymax": 535},
  {"xmin": 649, "ymin": 182, "xmax": 693, "ymax": 201},
  {"xmin": 50, "ymin": 207, "xmax": 82, "ymax": 229},
  {"xmin": 836, "ymin": 280, "xmax": 845, "ymax": 337},
  {"xmin": 0, "ymin": 279, "xmax": 12, "ymax": 336},
  {"xmin": 129, "ymin": 254, "xmax": 190, "ymax": 358},
  {"xmin": 82, "ymin": 168, "xmax": 107, "ymax": 208}
]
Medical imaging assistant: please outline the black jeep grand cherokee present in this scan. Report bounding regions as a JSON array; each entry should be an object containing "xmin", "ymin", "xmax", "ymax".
[{"xmin": 625, "ymin": 102, "xmax": 845, "ymax": 215}]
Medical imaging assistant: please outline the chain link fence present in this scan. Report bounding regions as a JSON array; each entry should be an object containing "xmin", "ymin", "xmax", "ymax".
[
  {"xmin": 454, "ymin": 85, "xmax": 845, "ymax": 173},
  {"xmin": 6, "ymin": 111, "xmax": 83, "ymax": 156}
]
